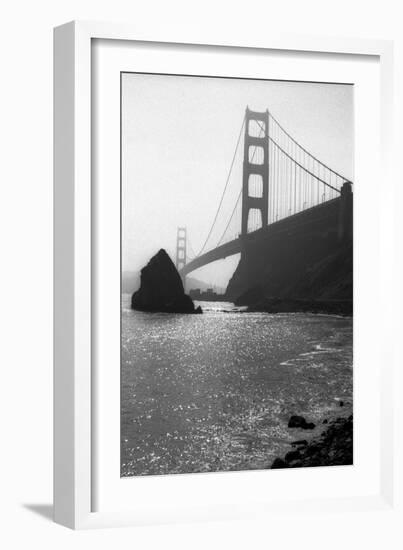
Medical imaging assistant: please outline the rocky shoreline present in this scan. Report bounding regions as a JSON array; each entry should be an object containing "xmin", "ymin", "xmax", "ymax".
[
  {"xmin": 251, "ymin": 299, "xmax": 352, "ymax": 316},
  {"xmin": 271, "ymin": 413, "xmax": 353, "ymax": 469},
  {"xmin": 234, "ymin": 294, "xmax": 352, "ymax": 316}
]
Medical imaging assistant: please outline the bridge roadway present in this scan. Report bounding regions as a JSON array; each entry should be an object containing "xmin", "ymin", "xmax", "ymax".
[{"xmin": 179, "ymin": 197, "xmax": 341, "ymax": 277}]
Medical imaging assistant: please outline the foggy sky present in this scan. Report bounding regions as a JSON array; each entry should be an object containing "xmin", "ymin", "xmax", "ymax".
[{"xmin": 122, "ymin": 73, "xmax": 353, "ymax": 288}]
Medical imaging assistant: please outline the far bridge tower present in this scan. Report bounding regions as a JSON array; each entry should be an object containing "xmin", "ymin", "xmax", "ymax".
[{"xmin": 176, "ymin": 226, "xmax": 187, "ymax": 272}]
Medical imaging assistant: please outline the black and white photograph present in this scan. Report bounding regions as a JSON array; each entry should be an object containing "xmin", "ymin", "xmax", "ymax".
[{"xmin": 121, "ymin": 72, "xmax": 353, "ymax": 477}]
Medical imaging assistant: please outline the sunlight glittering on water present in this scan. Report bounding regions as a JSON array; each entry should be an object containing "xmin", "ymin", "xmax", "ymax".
[{"xmin": 121, "ymin": 295, "xmax": 352, "ymax": 476}]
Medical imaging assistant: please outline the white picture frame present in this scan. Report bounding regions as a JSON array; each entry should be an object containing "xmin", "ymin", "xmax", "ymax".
[{"xmin": 54, "ymin": 20, "xmax": 396, "ymax": 530}]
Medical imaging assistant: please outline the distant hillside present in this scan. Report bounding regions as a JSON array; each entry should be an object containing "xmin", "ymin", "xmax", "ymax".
[
  {"xmin": 226, "ymin": 205, "xmax": 353, "ymax": 315},
  {"xmin": 122, "ymin": 270, "xmax": 224, "ymax": 295},
  {"xmin": 186, "ymin": 276, "xmax": 225, "ymax": 295}
]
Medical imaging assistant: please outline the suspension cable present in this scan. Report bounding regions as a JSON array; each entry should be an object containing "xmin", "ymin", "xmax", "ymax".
[
  {"xmin": 255, "ymin": 118, "xmax": 350, "ymax": 190},
  {"xmin": 268, "ymin": 112, "xmax": 351, "ymax": 182},
  {"xmin": 195, "ymin": 115, "xmax": 246, "ymax": 256},
  {"xmin": 269, "ymin": 137, "xmax": 340, "ymax": 193},
  {"xmin": 216, "ymin": 189, "xmax": 242, "ymax": 247},
  {"xmin": 186, "ymin": 238, "xmax": 197, "ymax": 261},
  {"xmin": 216, "ymin": 123, "xmax": 265, "ymax": 246}
]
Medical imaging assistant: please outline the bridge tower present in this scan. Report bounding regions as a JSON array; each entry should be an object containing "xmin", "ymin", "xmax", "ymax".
[
  {"xmin": 241, "ymin": 108, "xmax": 269, "ymax": 236},
  {"xmin": 176, "ymin": 226, "xmax": 187, "ymax": 271}
]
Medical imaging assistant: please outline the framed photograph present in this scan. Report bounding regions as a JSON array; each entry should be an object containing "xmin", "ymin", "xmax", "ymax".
[{"xmin": 54, "ymin": 21, "xmax": 395, "ymax": 529}]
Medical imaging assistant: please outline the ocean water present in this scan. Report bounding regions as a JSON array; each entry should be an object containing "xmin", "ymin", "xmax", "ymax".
[{"xmin": 121, "ymin": 295, "xmax": 353, "ymax": 476}]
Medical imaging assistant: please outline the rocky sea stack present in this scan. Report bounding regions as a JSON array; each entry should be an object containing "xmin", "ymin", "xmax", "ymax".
[{"xmin": 131, "ymin": 249, "xmax": 202, "ymax": 314}]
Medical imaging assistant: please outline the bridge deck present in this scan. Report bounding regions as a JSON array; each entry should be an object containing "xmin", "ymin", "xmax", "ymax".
[{"xmin": 179, "ymin": 197, "xmax": 340, "ymax": 277}]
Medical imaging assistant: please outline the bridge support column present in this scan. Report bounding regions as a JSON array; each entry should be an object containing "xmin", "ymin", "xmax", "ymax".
[
  {"xmin": 241, "ymin": 107, "xmax": 269, "ymax": 237},
  {"xmin": 338, "ymin": 182, "xmax": 353, "ymax": 242}
]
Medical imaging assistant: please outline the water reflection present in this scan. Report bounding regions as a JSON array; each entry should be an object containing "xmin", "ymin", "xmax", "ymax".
[{"xmin": 121, "ymin": 296, "xmax": 352, "ymax": 476}]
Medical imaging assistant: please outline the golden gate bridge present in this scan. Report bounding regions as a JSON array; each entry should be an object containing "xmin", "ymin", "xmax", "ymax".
[{"xmin": 176, "ymin": 107, "xmax": 353, "ymax": 277}]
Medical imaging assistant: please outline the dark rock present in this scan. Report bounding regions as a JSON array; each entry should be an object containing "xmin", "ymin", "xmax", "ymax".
[
  {"xmin": 323, "ymin": 419, "xmax": 328, "ymax": 424},
  {"xmin": 131, "ymin": 249, "xmax": 201, "ymax": 314},
  {"xmin": 339, "ymin": 401, "xmax": 344, "ymax": 407},
  {"xmin": 291, "ymin": 439, "xmax": 308, "ymax": 447},
  {"xmin": 271, "ymin": 458, "xmax": 288, "ymax": 469},
  {"xmin": 288, "ymin": 415, "xmax": 316, "ymax": 430},
  {"xmin": 285, "ymin": 450, "xmax": 301, "ymax": 463},
  {"xmin": 274, "ymin": 415, "xmax": 353, "ymax": 469},
  {"xmin": 306, "ymin": 457, "xmax": 323, "ymax": 467},
  {"xmin": 305, "ymin": 443, "xmax": 321, "ymax": 457},
  {"xmin": 288, "ymin": 415, "xmax": 305, "ymax": 428}
]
